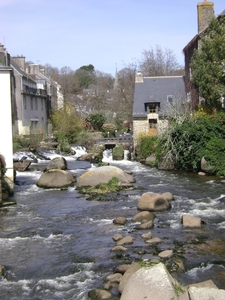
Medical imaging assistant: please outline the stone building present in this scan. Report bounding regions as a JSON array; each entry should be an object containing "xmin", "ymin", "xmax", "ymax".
[
  {"xmin": 132, "ymin": 73, "xmax": 186, "ymax": 147},
  {"xmin": 183, "ymin": 1, "xmax": 225, "ymax": 109}
]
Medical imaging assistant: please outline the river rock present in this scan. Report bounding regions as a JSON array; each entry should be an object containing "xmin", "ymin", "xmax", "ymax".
[
  {"xmin": 137, "ymin": 192, "xmax": 171, "ymax": 212},
  {"xmin": 182, "ymin": 215, "xmax": 202, "ymax": 228},
  {"xmin": 158, "ymin": 249, "xmax": 173, "ymax": 258},
  {"xmin": 88, "ymin": 288, "xmax": 112, "ymax": 299},
  {"xmin": 132, "ymin": 211, "xmax": 155, "ymax": 223},
  {"xmin": 161, "ymin": 192, "xmax": 174, "ymax": 201},
  {"xmin": 77, "ymin": 152, "xmax": 102, "ymax": 163},
  {"xmin": 45, "ymin": 156, "xmax": 67, "ymax": 171},
  {"xmin": 76, "ymin": 166, "xmax": 135, "ymax": 188},
  {"xmin": 145, "ymin": 237, "xmax": 162, "ymax": 244},
  {"xmin": 106, "ymin": 273, "xmax": 123, "ymax": 283},
  {"xmin": 113, "ymin": 217, "xmax": 127, "ymax": 225},
  {"xmin": 141, "ymin": 231, "xmax": 153, "ymax": 240},
  {"xmin": 36, "ymin": 169, "xmax": 75, "ymax": 188},
  {"xmin": 145, "ymin": 154, "xmax": 156, "ymax": 166},
  {"xmin": 117, "ymin": 236, "xmax": 135, "ymax": 245},
  {"xmin": 112, "ymin": 233, "xmax": 123, "ymax": 241},
  {"xmin": 115, "ymin": 264, "xmax": 131, "ymax": 274},
  {"xmin": 136, "ymin": 220, "xmax": 154, "ymax": 230},
  {"xmin": 120, "ymin": 262, "xmax": 178, "ymax": 300},
  {"xmin": 111, "ymin": 245, "xmax": 127, "ymax": 252},
  {"xmin": 14, "ymin": 160, "xmax": 31, "ymax": 172}
]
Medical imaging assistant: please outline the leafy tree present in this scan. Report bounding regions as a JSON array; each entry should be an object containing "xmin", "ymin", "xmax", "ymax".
[
  {"xmin": 74, "ymin": 65, "xmax": 96, "ymax": 90},
  {"xmin": 158, "ymin": 112, "xmax": 225, "ymax": 174},
  {"xmin": 191, "ymin": 16, "xmax": 225, "ymax": 110},
  {"xmin": 86, "ymin": 113, "xmax": 106, "ymax": 131},
  {"xmin": 139, "ymin": 45, "xmax": 183, "ymax": 76},
  {"xmin": 51, "ymin": 102, "xmax": 84, "ymax": 148},
  {"xmin": 79, "ymin": 64, "xmax": 95, "ymax": 72}
]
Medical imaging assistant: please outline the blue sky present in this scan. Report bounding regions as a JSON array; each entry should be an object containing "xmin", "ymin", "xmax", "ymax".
[{"xmin": 1, "ymin": 0, "xmax": 224, "ymax": 76}]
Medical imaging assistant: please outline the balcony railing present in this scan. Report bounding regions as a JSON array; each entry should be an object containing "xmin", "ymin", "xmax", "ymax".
[{"xmin": 23, "ymin": 85, "xmax": 47, "ymax": 96}]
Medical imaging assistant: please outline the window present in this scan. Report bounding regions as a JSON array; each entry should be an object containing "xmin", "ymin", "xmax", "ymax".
[
  {"xmin": 35, "ymin": 98, "xmax": 38, "ymax": 110},
  {"xmin": 167, "ymin": 95, "xmax": 173, "ymax": 103},
  {"xmin": 149, "ymin": 119, "xmax": 157, "ymax": 128},
  {"xmin": 41, "ymin": 99, "xmax": 43, "ymax": 111},
  {"xmin": 31, "ymin": 97, "xmax": 33, "ymax": 110},
  {"xmin": 145, "ymin": 102, "xmax": 160, "ymax": 113},
  {"xmin": 23, "ymin": 96, "xmax": 27, "ymax": 110},
  {"xmin": 149, "ymin": 103, "xmax": 156, "ymax": 113}
]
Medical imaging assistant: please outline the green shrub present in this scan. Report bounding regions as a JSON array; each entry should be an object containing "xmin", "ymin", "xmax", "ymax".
[
  {"xmin": 135, "ymin": 113, "xmax": 225, "ymax": 175},
  {"xmin": 101, "ymin": 123, "xmax": 117, "ymax": 136},
  {"xmin": 157, "ymin": 113, "xmax": 225, "ymax": 174},
  {"xmin": 137, "ymin": 135, "xmax": 159, "ymax": 159}
]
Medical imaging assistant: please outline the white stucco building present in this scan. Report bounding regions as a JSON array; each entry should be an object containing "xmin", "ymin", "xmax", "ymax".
[{"xmin": 0, "ymin": 49, "xmax": 14, "ymax": 192}]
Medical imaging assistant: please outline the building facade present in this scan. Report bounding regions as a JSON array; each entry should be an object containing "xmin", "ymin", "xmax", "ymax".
[
  {"xmin": 132, "ymin": 73, "xmax": 186, "ymax": 147},
  {"xmin": 10, "ymin": 57, "xmax": 49, "ymax": 136}
]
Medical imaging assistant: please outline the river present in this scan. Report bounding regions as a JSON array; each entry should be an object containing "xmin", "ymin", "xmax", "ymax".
[{"xmin": 0, "ymin": 148, "xmax": 225, "ymax": 299}]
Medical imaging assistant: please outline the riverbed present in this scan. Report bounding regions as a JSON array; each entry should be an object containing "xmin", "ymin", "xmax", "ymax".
[{"xmin": 0, "ymin": 149, "xmax": 225, "ymax": 299}]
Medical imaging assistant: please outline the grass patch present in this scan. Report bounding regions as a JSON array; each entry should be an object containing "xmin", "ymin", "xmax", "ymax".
[{"xmin": 78, "ymin": 176, "xmax": 122, "ymax": 195}]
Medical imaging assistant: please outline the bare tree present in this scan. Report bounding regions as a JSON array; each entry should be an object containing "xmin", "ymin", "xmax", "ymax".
[
  {"xmin": 112, "ymin": 65, "xmax": 136, "ymax": 128},
  {"xmin": 139, "ymin": 45, "xmax": 183, "ymax": 76}
]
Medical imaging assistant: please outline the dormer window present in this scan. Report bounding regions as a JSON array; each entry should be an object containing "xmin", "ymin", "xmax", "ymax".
[
  {"xmin": 144, "ymin": 102, "xmax": 160, "ymax": 113},
  {"xmin": 167, "ymin": 95, "xmax": 173, "ymax": 103}
]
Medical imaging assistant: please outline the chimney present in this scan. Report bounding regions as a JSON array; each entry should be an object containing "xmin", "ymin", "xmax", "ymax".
[
  {"xmin": 135, "ymin": 72, "xmax": 144, "ymax": 83},
  {"xmin": 197, "ymin": 1, "xmax": 215, "ymax": 33},
  {"xmin": 12, "ymin": 56, "xmax": 26, "ymax": 70}
]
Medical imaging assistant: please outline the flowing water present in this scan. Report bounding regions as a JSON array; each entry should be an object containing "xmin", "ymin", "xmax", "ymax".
[{"xmin": 1, "ymin": 148, "xmax": 225, "ymax": 299}]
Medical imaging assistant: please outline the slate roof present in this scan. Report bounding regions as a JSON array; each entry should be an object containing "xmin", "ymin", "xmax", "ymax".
[
  {"xmin": 132, "ymin": 76, "xmax": 186, "ymax": 118},
  {"xmin": 10, "ymin": 59, "xmax": 35, "ymax": 83}
]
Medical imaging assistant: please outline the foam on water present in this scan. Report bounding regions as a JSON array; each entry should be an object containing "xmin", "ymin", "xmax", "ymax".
[{"xmin": 0, "ymin": 263, "xmax": 95, "ymax": 300}]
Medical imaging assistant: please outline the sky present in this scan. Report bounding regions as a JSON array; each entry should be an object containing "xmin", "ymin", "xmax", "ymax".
[{"xmin": 1, "ymin": 0, "xmax": 225, "ymax": 76}]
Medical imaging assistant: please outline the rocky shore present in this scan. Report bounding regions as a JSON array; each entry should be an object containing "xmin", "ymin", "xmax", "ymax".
[{"xmin": 87, "ymin": 192, "xmax": 225, "ymax": 300}]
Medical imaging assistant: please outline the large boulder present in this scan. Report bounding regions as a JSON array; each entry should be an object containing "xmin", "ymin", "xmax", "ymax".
[
  {"xmin": 76, "ymin": 166, "xmax": 135, "ymax": 188},
  {"xmin": 118, "ymin": 262, "xmax": 141, "ymax": 293},
  {"xmin": 45, "ymin": 156, "xmax": 67, "ymax": 171},
  {"xmin": 120, "ymin": 263, "xmax": 178, "ymax": 300},
  {"xmin": 137, "ymin": 192, "xmax": 171, "ymax": 212},
  {"xmin": 36, "ymin": 169, "xmax": 75, "ymax": 188}
]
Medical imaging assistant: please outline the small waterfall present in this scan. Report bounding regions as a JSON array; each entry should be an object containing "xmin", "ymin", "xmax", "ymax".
[
  {"xmin": 71, "ymin": 146, "xmax": 87, "ymax": 159},
  {"xmin": 124, "ymin": 150, "xmax": 129, "ymax": 160},
  {"xmin": 102, "ymin": 149, "xmax": 113, "ymax": 162}
]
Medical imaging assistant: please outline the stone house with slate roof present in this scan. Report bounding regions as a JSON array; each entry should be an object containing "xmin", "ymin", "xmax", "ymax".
[
  {"xmin": 132, "ymin": 73, "xmax": 186, "ymax": 147},
  {"xmin": 183, "ymin": 1, "xmax": 225, "ymax": 109}
]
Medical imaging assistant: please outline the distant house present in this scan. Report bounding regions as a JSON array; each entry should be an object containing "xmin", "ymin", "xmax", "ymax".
[
  {"xmin": 10, "ymin": 57, "xmax": 49, "ymax": 136},
  {"xmin": 26, "ymin": 63, "xmax": 62, "ymax": 110},
  {"xmin": 183, "ymin": 1, "xmax": 225, "ymax": 108},
  {"xmin": 132, "ymin": 73, "xmax": 186, "ymax": 146}
]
